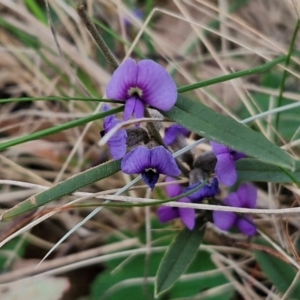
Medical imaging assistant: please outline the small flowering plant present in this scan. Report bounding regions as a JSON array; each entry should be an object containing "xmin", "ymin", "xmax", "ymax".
[{"xmin": 4, "ymin": 11, "xmax": 300, "ymax": 300}]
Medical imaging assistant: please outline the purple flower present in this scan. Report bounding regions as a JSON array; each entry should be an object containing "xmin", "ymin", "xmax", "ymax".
[
  {"xmin": 164, "ymin": 124, "xmax": 190, "ymax": 146},
  {"xmin": 157, "ymin": 177, "xmax": 195, "ymax": 230},
  {"xmin": 106, "ymin": 58, "xmax": 177, "ymax": 121},
  {"xmin": 186, "ymin": 178, "xmax": 220, "ymax": 202},
  {"xmin": 211, "ymin": 141, "xmax": 246, "ymax": 186},
  {"xmin": 121, "ymin": 146, "xmax": 181, "ymax": 190},
  {"xmin": 213, "ymin": 183, "xmax": 257, "ymax": 236},
  {"xmin": 101, "ymin": 104, "xmax": 127, "ymax": 160}
]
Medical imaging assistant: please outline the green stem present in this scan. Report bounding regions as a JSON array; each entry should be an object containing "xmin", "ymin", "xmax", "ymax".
[
  {"xmin": 70, "ymin": 177, "xmax": 209, "ymax": 209},
  {"xmin": 274, "ymin": 19, "xmax": 300, "ymax": 134},
  {"xmin": 0, "ymin": 106, "xmax": 124, "ymax": 151},
  {"xmin": 177, "ymin": 55, "xmax": 288, "ymax": 93},
  {"xmin": 0, "ymin": 96, "xmax": 123, "ymax": 104}
]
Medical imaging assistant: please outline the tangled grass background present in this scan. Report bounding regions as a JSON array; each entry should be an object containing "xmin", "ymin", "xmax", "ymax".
[{"xmin": 1, "ymin": 0, "xmax": 300, "ymax": 299}]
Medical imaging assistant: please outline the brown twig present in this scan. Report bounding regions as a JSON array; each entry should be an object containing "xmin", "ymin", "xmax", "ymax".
[{"xmin": 77, "ymin": 2, "xmax": 119, "ymax": 70}]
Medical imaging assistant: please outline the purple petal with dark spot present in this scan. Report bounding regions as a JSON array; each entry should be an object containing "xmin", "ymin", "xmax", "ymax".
[
  {"xmin": 106, "ymin": 58, "xmax": 138, "ymax": 100},
  {"xmin": 165, "ymin": 176, "xmax": 182, "ymax": 198},
  {"xmin": 213, "ymin": 210, "xmax": 237, "ymax": 231},
  {"xmin": 178, "ymin": 197, "xmax": 195, "ymax": 230},
  {"xmin": 157, "ymin": 206, "xmax": 179, "ymax": 223},
  {"xmin": 236, "ymin": 183, "xmax": 257, "ymax": 208},
  {"xmin": 236, "ymin": 217, "xmax": 256, "ymax": 236},
  {"xmin": 136, "ymin": 60, "xmax": 177, "ymax": 111},
  {"xmin": 121, "ymin": 146, "xmax": 151, "ymax": 174},
  {"xmin": 164, "ymin": 124, "xmax": 190, "ymax": 146},
  {"xmin": 150, "ymin": 146, "xmax": 181, "ymax": 176}
]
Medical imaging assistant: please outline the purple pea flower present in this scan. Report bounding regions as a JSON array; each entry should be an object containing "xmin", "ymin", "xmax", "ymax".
[
  {"xmin": 164, "ymin": 124, "xmax": 190, "ymax": 146},
  {"xmin": 157, "ymin": 177, "xmax": 195, "ymax": 230},
  {"xmin": 101, "ymin": 104, "xmax": 127, "ymax": 160},
  {"xmin": 121, "ymin": 146, "xmax": 181, "ymax": 190},
  {"xmin": 211, "ymin": 141, "xmax": 246, "ymax": 186},
  {"xmin": 213, "ymin": 183, "xmax": 257, "ymax": 236},
  {"xmin": 186, "ymin": 178, "xmax": 220, "ymax": 202},
  {"xmin": 106, "ymin": 58, "xmax": 177, "ymax": 121}
]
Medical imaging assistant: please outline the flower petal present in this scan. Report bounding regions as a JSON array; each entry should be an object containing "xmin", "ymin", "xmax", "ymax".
[
  {"xmin": 157, "ymin": 206, "xmax": 179, "ymax": 223},
  {"xmin": 236, "ymin": 183, "xmax": 257, "ymax": 208},
  {"xmin": 165, "ymin": 176, "xmax": 182, "ymax": 198},
  {"xmin": 210, "ymin": 141, "xmax": 230, "ymax": 156},
  {"xmin": 121, "ymin": 146, "xmax": 150, "ymax": 174},
  {"xmin": 141, "ymin": 170, "xmax": 159, "ymax": 190},
  {"xmin": 107, "ymin": 130, "xmax": 127, "ymax": 159},
  {"xmin": 213, "ymin": 210, "xmax": 237, "ymax": 231},
  {"xmin": 124, "ymin": 97, "xmax": 136, "ymax": 121},
  {"xmin": 124, "ymin": 96, "xmax": 145, "ymax": 122},
  {"xmin": 178, "ymin": 197, "xmax": 195, "ymax": 230},
  {"xmin": 150, "ymin": 146, "xmax": 181, "ymax": 176},
  {"xmin": 231, "ymin": 150, "xmax": 246, "ymax": 161},
  {"xmin": 133, "ymin": 98, "xmax": 145, "ymax": 120},
  {"xmin": 224, "ymin": 192, "xmax": 242, "ymax": 207},
  {"xmin": 136, "ymin": 60, "xmax": 177, "ymax": 111},
  {"xmin": 215, "ymin": 153, "xmax": 237, "ymax": 186},
  {"xmin": 187, "ymin": 179, "xmax": 219, "ymax": 202},
  {"xmin": 236, "ymin": 217, "xmax": 256, "ymax": 236},
  {"xmin": 103, "ymin": 113, "xmax": 127, "ymax": 160},
  {"xmin": 164, "ymin": 124, "xmax": 190, "ymax": 146},
  {"xmin": 106, "ymin": 58, "xmax": 138, "ymax": 100}
]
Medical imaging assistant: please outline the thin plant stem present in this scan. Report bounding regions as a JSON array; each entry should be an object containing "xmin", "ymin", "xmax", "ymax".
[
  {"xmin": 77, "ymin": 3, "xmax": 119, "ymax": 70},
  {"xmin": 0, "ymin": 106, "xmax": 124, "ymax": 151},
  {"xmin": 275, "ymin": 19, "xmax": 300, "ymax": 133},
  {"xmin": 177, "ymin": 55, "xmax": 290, "ymax": 93}
]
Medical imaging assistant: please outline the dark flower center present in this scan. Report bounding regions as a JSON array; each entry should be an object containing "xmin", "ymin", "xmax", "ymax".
[{"xmin": 141, "ymin": 169, "xmax": 159, "ymax": 190}]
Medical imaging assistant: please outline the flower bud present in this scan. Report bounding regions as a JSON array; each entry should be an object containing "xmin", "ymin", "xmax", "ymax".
[
  {"xmin": 193, "ymin": 151, "xmax": 217, "ymax": 173},
  {"xmin": 126, "ymin": 127, "xmax": 150, "ymax": 147}
]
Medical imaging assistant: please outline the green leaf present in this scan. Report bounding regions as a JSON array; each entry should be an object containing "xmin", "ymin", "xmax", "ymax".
[
  {"xmin": 155, "ymin": 217, "xmax": 206, "ymax": 296},
  {"xmin": 236, "ymin": 159, "xmax": 300, "ymax": 183},
  {"xmin": 162, "ymin": 95, "xmax": 294, "ymax": 169},
  {"xmin": 253, "ymin": 237, "xmax": 300, "ymax": 299},
  {"xmin": 1, "ymin": 160, "xmax": 121, "ymax": 220}
]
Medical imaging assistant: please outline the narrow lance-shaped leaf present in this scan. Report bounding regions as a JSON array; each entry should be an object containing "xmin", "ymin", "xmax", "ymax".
[
  {"xmin": 162, "ymin": 95, "xmax": 294, "ymax": 170},
  {"xmin": 236, "ymin": 159, "xmax": 300, "ymax": 183},
  {"xmin": 1, "ymin": 160, "xmax": 121, "ymax": 220},
  {"xmin": 155, "ymin": 216, "xmax": 206, "ymax": 297}
]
